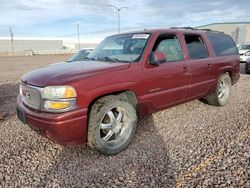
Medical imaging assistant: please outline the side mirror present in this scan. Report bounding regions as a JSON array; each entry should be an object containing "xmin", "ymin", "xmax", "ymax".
[{"xmin": 149, "ymin": 51, "xmax": 167, "ymax": 65}]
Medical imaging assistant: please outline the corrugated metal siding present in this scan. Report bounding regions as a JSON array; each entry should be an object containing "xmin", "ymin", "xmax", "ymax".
[{"xmin": 0, "ymin": 40, "xmax": 63, "ymax": 52}]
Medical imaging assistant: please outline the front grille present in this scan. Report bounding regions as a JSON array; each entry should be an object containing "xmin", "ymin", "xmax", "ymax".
[{"xmin": 20, "ymin": 83, "xmax": 41, "ymax": 110}]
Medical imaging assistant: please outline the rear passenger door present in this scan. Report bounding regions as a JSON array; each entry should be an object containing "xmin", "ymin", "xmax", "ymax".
[{"xmin": 184, "ymin": 34, "xmax": 215, "ymax": 99}]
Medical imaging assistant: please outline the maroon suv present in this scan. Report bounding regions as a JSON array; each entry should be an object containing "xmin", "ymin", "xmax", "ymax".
[{"xmin": 17, "ymin": 28, "xmax": 240, "ymax": 155}]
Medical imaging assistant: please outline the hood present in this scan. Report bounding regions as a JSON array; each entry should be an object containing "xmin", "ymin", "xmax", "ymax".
[
  {"xmin": 21, "ymin": 61, "xmax": 130, "ymax": 87},
  {"xmin": 48, "ymin": 61, "xmax": 67, "ymax": 66},
  {"xmin": 239, "ymin": 49, "xmax": 250, "ymax": 55}
]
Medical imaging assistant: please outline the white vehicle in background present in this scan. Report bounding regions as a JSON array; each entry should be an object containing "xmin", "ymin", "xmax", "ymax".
[
  {"xmin": 245, "ymin": 52, "xmax": 250, "ymax": 74},
  {"xmin": 67, "ymin": 48, "xmax": 94, "ymax": 62},
  {"xmin": 238, "ymin": 43, "xmax": 250, "ymax": 63},
  {"xmin": 49, "ymin": 48, "xmax": 94, "ymax": 66}
]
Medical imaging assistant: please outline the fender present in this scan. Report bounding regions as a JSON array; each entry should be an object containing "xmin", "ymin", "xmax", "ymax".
[
  {"xmin": 218, "ymin": 66, "xmax": 232, "ymax": 76},
  {"xmin": 85, "ymin": 81, "xmax": 138, "ymax": 107}
]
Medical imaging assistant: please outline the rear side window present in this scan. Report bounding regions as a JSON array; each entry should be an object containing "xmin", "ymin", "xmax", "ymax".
[
  {"xmin": 184, "ymin": 35, "xmax": 208, "ymax": 59},
  {"xmin": 207, "ymin": 33, "xmax": 238, "ymax": 56}
]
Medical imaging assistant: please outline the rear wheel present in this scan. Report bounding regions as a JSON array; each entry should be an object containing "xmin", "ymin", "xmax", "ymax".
[
  {"xmin": 87, "ymin": 95, "xmax": 137, "ymax": 155},
  {"xmin": 206, "ymin": 73, "xmax": 231, "ymax": 106}
]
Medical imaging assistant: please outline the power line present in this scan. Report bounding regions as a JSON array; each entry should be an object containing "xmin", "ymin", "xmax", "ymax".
[
  {"xmin": 77, "ymin": 24, "xmax": 80, "ymax": 50},
  {"xmin": 9, "ymin": 27, "xmax": 14, "ymax": 55}
]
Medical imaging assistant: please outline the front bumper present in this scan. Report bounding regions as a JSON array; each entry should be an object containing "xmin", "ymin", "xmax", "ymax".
[{"xmin": 17, "ymin": 95, "xmax": 88, "ymax": 146}]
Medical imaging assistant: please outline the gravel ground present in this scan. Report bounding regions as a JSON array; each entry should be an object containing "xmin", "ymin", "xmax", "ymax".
[{"xmin": 0, "ymin": 56, "xmax": 249, "ymax": 187}]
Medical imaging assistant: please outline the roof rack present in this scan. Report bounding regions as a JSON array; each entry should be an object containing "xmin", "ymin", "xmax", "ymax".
[
  {"xmin": 170, "ymin": 27, "xmax": 221, "ymax": 33},
  {"xmin": 170, "ymin": 27, "xmax": 195, "ymax": 30}
]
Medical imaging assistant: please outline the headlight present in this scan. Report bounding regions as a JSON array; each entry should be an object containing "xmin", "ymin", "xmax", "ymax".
[
  {"xmin": 42, "ymin": 86, "xmax": 76, "ymax": 99},
  {"xmin": 244, "ymin": 51, "xmax": 250, "ymax": 56},
  {"xmin": 42, "ymin": 86, "xmax": 77, "ymax": 112}
]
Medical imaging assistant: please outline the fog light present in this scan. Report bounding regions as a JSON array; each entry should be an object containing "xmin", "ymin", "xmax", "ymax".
[{"xmin": 44, "ymin": 100, "xmax": 71, "ymax": 110}]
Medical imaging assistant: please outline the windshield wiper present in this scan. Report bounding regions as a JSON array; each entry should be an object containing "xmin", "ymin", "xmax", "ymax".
[
  {"xmin": 103, "ymin": 56, "xmax": 117, "ymax": 62},
  {"xmin": 102, "ymin": 57, "xmax": 129, "ymax": 63},
  {"xmin": 82, "ymin": 57, "xmax": 96, "ymax": 61}
]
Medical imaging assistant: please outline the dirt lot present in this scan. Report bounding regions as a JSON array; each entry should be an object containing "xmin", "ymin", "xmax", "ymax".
[{"xmin": 0, "ymin": 55, "xmax": 249, "ymax": 187}]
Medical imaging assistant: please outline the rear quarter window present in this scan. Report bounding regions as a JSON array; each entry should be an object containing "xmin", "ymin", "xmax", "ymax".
[{"xmin": 207, "ymin": 33, "xmax": 239, "ymax": 56}]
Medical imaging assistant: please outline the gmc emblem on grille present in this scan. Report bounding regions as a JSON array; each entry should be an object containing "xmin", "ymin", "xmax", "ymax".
[{"xmin": 23, "ymin": 90, "xmax": 31, "ymax": 99}]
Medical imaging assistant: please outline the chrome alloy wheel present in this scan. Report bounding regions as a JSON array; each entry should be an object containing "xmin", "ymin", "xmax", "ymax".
[
  {"xmin": 218, "ymin": 79, "xmax": 229, "ymax": 102},
  {"xmin": 99, "ymin": 107, "xmax": 132, "ymax": 144}
]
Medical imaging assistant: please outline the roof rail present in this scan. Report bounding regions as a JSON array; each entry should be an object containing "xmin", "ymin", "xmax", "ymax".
[
  {"xmin": 170, "ymin": 27, "xmax": 195, "ymax": 30},
  {"xmin": 170, "ymin": 27, "xmax": 220, "ymax": 32}
]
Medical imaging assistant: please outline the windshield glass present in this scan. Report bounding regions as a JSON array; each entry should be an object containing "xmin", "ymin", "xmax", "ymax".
[
  {"xmin": 238, "ymin": 44, "xmax": 250, "ymax": 50},
  {"xmin": 88, "ymin": 33, "xmax": 150, "ymax": 62}
]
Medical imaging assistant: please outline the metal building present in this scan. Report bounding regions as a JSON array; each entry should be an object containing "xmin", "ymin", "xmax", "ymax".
[
  {"xmin": 196, "ymin": 22, "xmax": 250, "ymax": 44},
  {"xmin": 75, "ymin": 43, "xmax": 97, "ymax": 50},
  {"xmin": 0, "ymin": 38, "xmax": 63, "ymax": 55}
]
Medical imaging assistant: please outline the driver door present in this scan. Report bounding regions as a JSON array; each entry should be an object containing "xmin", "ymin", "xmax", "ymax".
[{"xmin": 142, "ymin": 34, "xmax": 189, "ymax": 111}]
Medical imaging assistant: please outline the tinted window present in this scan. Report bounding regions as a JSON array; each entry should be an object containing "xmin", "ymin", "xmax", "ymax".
[
  {"xmin": 154, "ymin": 35, "xmax": 184, "ymax": 62},
  {"xmin": 207, "ymin": 33, "xmax": 238, "ymax": 56},
  {"xmin": 185, "ymin": 35, "xmax": 208, "ymax": 59}
]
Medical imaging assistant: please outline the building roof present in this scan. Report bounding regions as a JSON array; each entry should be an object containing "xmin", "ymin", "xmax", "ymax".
[{"xmin": 196, "ymin": 22, "xmax": 250, "ymax": 28}]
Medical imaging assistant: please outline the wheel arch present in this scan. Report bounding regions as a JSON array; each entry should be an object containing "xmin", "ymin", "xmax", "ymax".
[
  {"xmin": 218, "ymin": 67, "xmax": 232, "ymax": 80},
  {"xmin": 87, "ymin": 90, "xmax": 139, "ymax": 120}
]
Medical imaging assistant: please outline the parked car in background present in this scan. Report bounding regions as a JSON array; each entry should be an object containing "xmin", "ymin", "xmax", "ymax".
[
  {"xmin": 17, "ymin": 28, "xmax": 240, "ymax": 155},
  {"xmin": 238, "ymin": 43, "xmax": 250, "ymax": 63},
  {"xmin": 49, "ymin": 48, "xmax": 94, "ymax": 66},
  {"xmin": 245, "ymin": 54, "xmax": 250, "ymax": 74},
  {"xmin": 67, "ymin": 48, "xmax": 94, "ymax": 62}
]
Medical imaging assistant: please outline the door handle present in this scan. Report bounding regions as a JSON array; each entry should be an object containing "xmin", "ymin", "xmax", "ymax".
[
  {"xmin": 208, "ymin": 63, "xmax": 212, "ymax": 69},
  {"xmin": 183, "ymin": 66, "xmax": 188, "ymax": 72}
]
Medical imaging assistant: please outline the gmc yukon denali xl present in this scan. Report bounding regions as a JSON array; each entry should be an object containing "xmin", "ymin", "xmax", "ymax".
[{"xmin": 17, "ymin": 28, "xmax": 240, "ymax": 155}]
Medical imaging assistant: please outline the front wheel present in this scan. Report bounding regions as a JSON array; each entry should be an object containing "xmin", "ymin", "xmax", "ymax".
[
  {"xmin": 206, "ymin": 73, "xmax": 231, "ymax": 106},
  {"xmin": 87, "ymin": 96, "xmax": 137, "ymax": 155}
]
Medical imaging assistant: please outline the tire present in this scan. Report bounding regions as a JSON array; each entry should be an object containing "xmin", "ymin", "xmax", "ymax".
[
  {"xmin": 206, "ymin": 73, "xmax": 231, "ymax": 106},
  {"xmin": 87, "ymin": 95, "xmax": 137, "ymax": 155},
  {"xmin": 245, "ymin": 65, "xmax": 250, "ymax": 74}
]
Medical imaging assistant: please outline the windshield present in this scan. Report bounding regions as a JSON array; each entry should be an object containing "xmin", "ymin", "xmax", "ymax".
[
  {"xmin": 68, "ymin": 49, "xmax": 93, "ymax": 62},
  {"xmin": 88, "ymin": 33, "xmax": 150, "ymax": 62},
  {"xmin": 238, "ymin": 44, "xmax": 250, "ymax": 50}
]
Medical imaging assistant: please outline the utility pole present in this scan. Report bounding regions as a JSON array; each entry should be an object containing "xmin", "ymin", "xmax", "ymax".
[
  {"xmin": 77, "ymin": 24, "xmax": 81, "ymax": 50},
  {"xmin": 9, "ymin": 27, "xmax": 14, "ymax": 55},
  {"xmin": 107, "ymin": 5, "xmax": 128, "ymax": 33}
]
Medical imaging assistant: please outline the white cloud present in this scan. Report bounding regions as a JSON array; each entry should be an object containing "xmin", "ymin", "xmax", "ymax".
[{"xmin": 0, "ymin": 0, "xmax": 249, "ymax": 39}]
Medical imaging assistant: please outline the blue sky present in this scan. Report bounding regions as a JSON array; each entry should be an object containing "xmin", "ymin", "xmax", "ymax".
[{"xmin": 0, "ymin": 0, "xmax": 249, "ymax": 42}]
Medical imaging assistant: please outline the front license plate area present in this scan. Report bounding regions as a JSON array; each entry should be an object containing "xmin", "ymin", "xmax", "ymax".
[{"xmin": 17, "ymin": 108, "xmax": 27, "ymax": 124}]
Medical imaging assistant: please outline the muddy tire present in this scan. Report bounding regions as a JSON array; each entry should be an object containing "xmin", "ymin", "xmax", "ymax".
[
  {"xmin": 87, "ymin": 95, "xmax": 137, "ymax": 155},
  {"xmin": 206, "ymin": 73, "xmax": 231, "ymax": 106}
]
